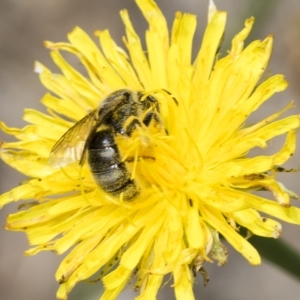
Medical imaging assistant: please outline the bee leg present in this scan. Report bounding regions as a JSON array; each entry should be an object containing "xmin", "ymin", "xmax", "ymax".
[
  {"xmin": 124, "ymin": 112, "xmax": 162, "ymax": 136},
  {"xmin": 124, "ymin": 118, "xmax": 144, "ymax": 136},
  {"xmin": 125, "ymin": 156, "xmax": 155, "ymax": 163},
  {"xmin": 142, "ymin": 111, "xmax": 162, "ymax": 127},
  {"xmin": 143, "ymin": 111, "xmax": 169, "ymax": 135}
]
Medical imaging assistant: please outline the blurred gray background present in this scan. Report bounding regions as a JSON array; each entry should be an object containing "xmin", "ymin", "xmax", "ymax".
[{"xmin": 1, "ymin": 0, "xmax": 300, "ymax": 299}]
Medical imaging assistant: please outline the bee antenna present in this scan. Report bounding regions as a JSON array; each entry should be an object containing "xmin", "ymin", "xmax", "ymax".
[
  {"xmin": 160, "ymin": 89, "xmax": 179, "ymax": 106},
  {"xmin": 142, "ymin": 89, "xmax": 179, "ymax": 106}
]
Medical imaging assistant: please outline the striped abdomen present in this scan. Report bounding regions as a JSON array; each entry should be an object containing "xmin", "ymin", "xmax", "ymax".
[{"xmin": 87, "ymin": 128, "xmax": 139, "ymax": 201}]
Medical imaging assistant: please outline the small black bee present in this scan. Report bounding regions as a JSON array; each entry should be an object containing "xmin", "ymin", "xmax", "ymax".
[{"xmin": 49, "ymin": 89, "xmax": 162, "ymax": 201}]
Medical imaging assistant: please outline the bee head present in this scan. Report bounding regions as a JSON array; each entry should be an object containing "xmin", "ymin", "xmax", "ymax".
[{"xmin": 138, "ymin": 93, "xmax": 160, "ymax": 113}]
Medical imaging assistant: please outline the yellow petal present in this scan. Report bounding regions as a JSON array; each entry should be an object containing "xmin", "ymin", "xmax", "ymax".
[
  {"xmin": 120, "ymin": 9, "xmax": 153, "ymax": 90},
  {"xmin": 193, "ymin": 11, "xmax": 226, "ymax": 91},
  {"xmin": 173, "ymin": 265, "xmax": 195, "ymax": 300},
  {"xmin": 95, "ymin": 30, "xmax": 142, "ymax": 90},
  {"xmin": 233, "ymin": 209, "xmax": 282, "ymax": 238},
  {"xmin": 201, "ymin": 205, "xmax": 261, "ymax": 265},
  {"xmin": 67, "ymin": 27, "xmax": 126, "ymax": 89}
]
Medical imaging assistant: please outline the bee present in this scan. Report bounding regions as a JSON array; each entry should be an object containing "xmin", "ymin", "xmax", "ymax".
[{"xmin": 49, "ymin": 89, "xmax": 162, "ymax": 201}]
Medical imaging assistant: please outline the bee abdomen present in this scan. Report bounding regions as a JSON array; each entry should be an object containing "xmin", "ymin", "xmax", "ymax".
[{"xmin": 88, "ymin": 129, "xmax": 139, "ymax": 201}]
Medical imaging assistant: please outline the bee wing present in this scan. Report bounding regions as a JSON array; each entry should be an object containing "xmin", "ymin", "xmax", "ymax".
[
  {"xmin": 49, "ymin": 110, "xmax": 98, "ymax": 168},
  {"xmin": 49, "ymin": 90, "xmax": 132, "ymax": 169}
]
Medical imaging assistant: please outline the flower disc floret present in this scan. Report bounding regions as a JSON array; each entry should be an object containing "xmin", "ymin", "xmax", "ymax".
[{"xmin": 1, "ymin": 1, "xmax": 300, "ymax": 299}]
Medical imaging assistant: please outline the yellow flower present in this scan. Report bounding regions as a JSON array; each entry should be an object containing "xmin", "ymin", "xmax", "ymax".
[{"xmin": 1, "ymin": 0, "xmax": 300, "ymax": 299}]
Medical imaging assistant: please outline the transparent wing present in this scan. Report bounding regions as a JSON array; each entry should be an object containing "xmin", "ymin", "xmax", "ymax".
[
  {"xmin": 49, "ymin": 90, "xmax": 132, "ymax": 169},
  {"xmin": 49, "ymin": 110, "xmax": 97, "ymax": 168}
]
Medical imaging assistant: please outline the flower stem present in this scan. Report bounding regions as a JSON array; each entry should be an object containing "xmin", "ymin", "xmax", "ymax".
[{"xmin": 251, "ymin": 236, "xmax": 300, "ymax": 280}]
